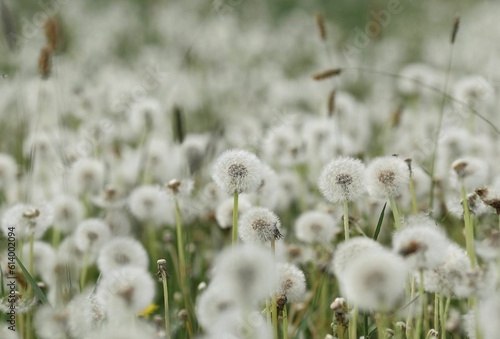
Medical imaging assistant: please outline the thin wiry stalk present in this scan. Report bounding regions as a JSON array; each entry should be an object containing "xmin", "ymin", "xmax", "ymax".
[
  {"xmin": 343, "ymin": 200, "xmax": 350, "ymax": 240},
  {"xmin": 233, "ymin": 191, "xmax": 239, "ymax": 245},
  {"xmin": 461, "ymin": 182, "xmax": 476, "ymax": 267},
  {"xmin": 389, "ymin": 197, "xmax": 401, "ymax": 231}
]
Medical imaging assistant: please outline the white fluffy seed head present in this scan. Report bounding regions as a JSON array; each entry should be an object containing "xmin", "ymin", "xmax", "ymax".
[
  {"xmin": 451, "ymin": 157, "xmax": 489, "ymax": 191},
  {"xmin": 0, "ymin": 153, "xmax": 18, "ymax": 189},
  {"xmin": 70, "ymin": 158, "xmax": 105, "ymax": 196},
  {"xmin": 128, "ymin": 185, "xmax": 169, "ymax": 224},
  {"xmin": 215, "ymin": 195, "xmax": 252, "ymax": 229},
  {"xmin": 421, "ymin": 243, "xmax": 473, "ymax": 298},
  {"xmin": 479, "ymin": 293, "xmax": 500, "ymax": 339},
  {"xmin": 318, "ymin": 156, "xmax": 366, "ymax": 203},
  {"xmin": 196, "ymin": 283, "xmax": 241, "ymax": 331},
  {"xmin": 74, "ymin": 219, "xmax": 111, "ymax": 256},
  {"xmin": 238, "ymin": 207, "xmax": 282, "ymax": 244},
  {"xmin": 212, "ymin": 149, "xmax": 263, "ymax": 195},
  {"xmin": 1, "ymin": 203, "xmax": 53, "ymax": 240},
  {"xmin": 393, "ymin": 214, "xmax": 450, "ymax": 271},
  {"xmin": 340, "ymin": 248, "xmax": 407, "ymax": 311},
  {"xmin": 275, "ymin": 263, "xmax": 306, "ymax": 302},
  {"xmin": 51, "ymin": 194, "xmax": 85, "ymax": 234},
  {"xmin": 211, "ymin": 244, "xmax": 275, "ymax": 304},
  {"xmin": 332, "ymin": 237, "xmax": 384, "ymax": 277},
  {"xmin": 97, "ymin": 267, "xmax": 155, "ymax": 317},
  {"xmin": 366, "ymin": 156, "xmax": 409, "ymax": 199},
  {"xmin": 294, "ymin": 210, "xmax": 337, "ymax": 244},
  {"xmin": 97, "ymin": 237, "xmax": 149, "ymax": 273}
]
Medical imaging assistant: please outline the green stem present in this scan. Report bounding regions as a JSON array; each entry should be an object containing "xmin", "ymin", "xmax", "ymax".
[
  {"xmin": 409, "ymin": 174, "xmax": 418, "ymax": 214},
  {"xmin": 233, "ymin": 191, "xmax": 239, "ymax": 246},
  {"xmin": 343, "ymin": 200, "xmax": 350, "ymax": 240},
  {"xmin": 461, "ymin": 182, "xmax": 476, "ymax": 267},
  {"xmin": 350, "ymin": 307, "xmax": 358, "ymax": 339},
  {"xmin": 429, "ymin": 43, "xmax": 455, "ymax": 210},
  {"xmin": 283, "ymin": 305, "xmax": 289, "ymax": 339},
  {"xmin": 389, "ymin": 197, "xmax": 401, "ymax": 231},
  {"xmin": 266, "ymin": 299, "xmax": 272, "ymax": 326},
  {"xmin": 51, "ymin": 227, "xmax": 61, "ymax": 248},
  {"xmin": 29, "ymin": 233, "xmax": 35, "ymax": 279},
  {"xmin": 80, "ymin": 251, "xmax": 90, "ymax": 291},
  {"xmin": 434, "ymin": 293, "xmax": 439, "ymax": 332},
  {"xmin": 415, "ymin": 269, "xmax": 425, "ymax": 339},
  {"xmin": 376, "ymin": 311, "xmax": 388, "ymax": 339},
  {"xmin": 146, "ymin": 222, "xmax": 158, "ymax": 263},
  {"xmin": 272, "ymin": 295, "xmax": 279, "ymax": 339},
  {"xmin": 441, "ymin": 298, "xmax": 450, "ymax": 339},
  {"xmin": 161, "ymin": 270, "xmax": 171, "ymax": 339},
  {"xmin": 406, "ymin": 276, "xmax": 416, "ymax": 338},
  {"xmin": 174, "ymin": 197, "xmax": 195, "ymax": 335}
]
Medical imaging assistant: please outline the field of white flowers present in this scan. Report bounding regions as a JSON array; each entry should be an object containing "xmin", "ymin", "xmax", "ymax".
[{"xmin": 0, "ymin": 0, "xmax": 499, "ymax": 338}]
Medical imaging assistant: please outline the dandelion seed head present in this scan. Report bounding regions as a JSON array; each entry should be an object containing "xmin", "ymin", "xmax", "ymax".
[
  {"xmin": 393, "ymin": 214, "xmax": 450, "ymax": 270},
  {"xmin": 97, "ymin": 237, "xmax": 149, "ymax": 273},
  {"xmin": 318, "ymin": 156, "xmax": 366, "ymax": 203},
  {"xmin": 0, "ymin": 153, "xmax": 18, "ymax": 189},
  {"xmin": 276, "ymin": 263, "xmax": 306, "ymax": 302},
  {"xmin": 239, "ymin": 207, "xmax": 282, "ymax": 244},
  {"xmin": 70, "ymin": 158, "xmax": 105, "ymax": 196},
  {"xmin": 74, "ymin": 219, "xmax": 111, "ymax": 256},
  {"xmin": 479, "ymin": 293, "xmax": 500, "ymax": 339},
  {"xmin": 340, "ymin": 249, "xmax": 407, "ymax": 311},
  {"xmin": 366, "ymin": 156, "xmax": 409, "ymax": 199},
  {"xmin": 51, "ymin": 194, "xmax": 85, "ymax": 234},
  {"xmin": 212, "ymin": 149, "xmax": 263, "ymax": 195},
  {"xmin": 1, "ymin": 203, "xmax": 53, "ymax": 240},
  {"xmin": 97, "ymin": 267, "xmax": 155, "ymax": 317},
  {"xmin": 332, "ymin": 237, "xmax": 384, "ymax": 277},
  {"xmin": 212, "ymin": 244, "xmax": 275, "ymax": 304},
  {"xmin": 128, "ymin": 185, "xmax": 169, "ymax": 224},
  {"xmin": 295, "ymin": 210, "xmax": 337, "ymax": 244}
]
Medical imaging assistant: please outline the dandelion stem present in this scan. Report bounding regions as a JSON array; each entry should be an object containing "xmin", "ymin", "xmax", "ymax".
[
  {"xmin": 272, "ymin": 295, "xmax": 279, "ymax": 339},
  {"xmin": 389, "ymin": 197, "xmax": 401, "ymax": 231},
  {"xmin": 429, "ymin": 42, "xmax": 455, "ymax": 210},
  {"xmin": 461, "ymin": 182, "xmax": 476, "ymax": 267},
  {"xmin": 266, "ymin": 299, "xmax": 272, "ymax": 325},
  {"xmin": 233, "ymin": 191, "xmax": 239, "ymax": 246},
  {"xmin": 434, "ymin": 293, "xmax": 439, "ymax": 332},
  {"xmin": 283, "ymin": 305, "xmax": 289, "ymax": 339},
  {"xmin": 406, "ymin": 276, "xmax": 416, "ymax": 338},
  {"xmin": 51, "ymin": 227, "xmax": 61, "ymax": 248},
  {"xmin": 80, "ymin": 251, "xmax": 90, "ymax": 291},
  {"xmin": 350, "ymin": 306, "xmax": 358, "ymax": 339},
  {"xmin": 376, "ymin": 311, "xmax": 388, "ymax": 339},
  {"xmin": 146, "ymin": 222, "xmax": 158, "ymax": 264},
  {"xmin": 409, "ymin": 172, "xmax": 418, "ymax": 214},
  {"xmin": 338, "ymin": 320, "xmax": 345, "ymax": 339},
  {"xmin": 343, "ymin": 200, "xmax": 350, "ymax": 240},
  {"xmin": 158, "ymin": 260, "xmax": 171, "ymax": 339},
  {"xmin": 415, "ymin": 269, "xmax": 425, "ymax": 339},
  {"xmin": 173, "ymin": 196, "xmax": 195, "ymax": 335},
  {"xmin": 29, "ymin": 232, "xmax": 35, "ymax": 279}
]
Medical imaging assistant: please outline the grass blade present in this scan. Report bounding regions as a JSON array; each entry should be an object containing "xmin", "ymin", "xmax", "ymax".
[
  {"xmin": 373, "ymin": 202, "xmax": 387, "ymax": 241},
  {"xmin": 15, "ymin": 255, "xmax": 51, "ymax": 307}
]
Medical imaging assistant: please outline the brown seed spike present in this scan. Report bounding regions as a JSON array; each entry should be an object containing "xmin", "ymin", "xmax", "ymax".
[
  {"xmin": 451, "ymin": 15, "xmax": 460, "ymax": 44},
  {"xmin": 44, "ymin": 18, "xmax": 59, "ymax": 52},
  {"xmin": 315, "ymin": 13, "xmax": 327, "ymax": 41},
  {"xmin": 312, "ymin": 68, "xmax": 342, "ymax": 81},
  {"xmin": 327, "ymin": 89, "xmax": 336, "ymax": 117},
  {"xmin": 39, "ymin": 46, "xmax": 52, "ymax": 79}
]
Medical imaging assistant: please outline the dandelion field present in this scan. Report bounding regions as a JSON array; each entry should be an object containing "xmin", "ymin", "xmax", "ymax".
[{"xmin": 0, "ymin": 0, "xmax": 500, "ymax": 338}]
